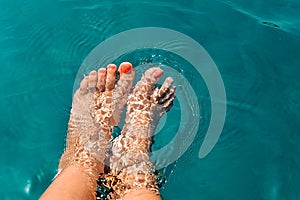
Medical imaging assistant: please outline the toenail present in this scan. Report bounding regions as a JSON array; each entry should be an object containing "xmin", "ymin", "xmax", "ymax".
[
  {"xmin": 90, "ymin": 71, "xmax": 97, "ymax": 75},
  {"xmin": 107, "ymin": 64, "xmax": 117, "ymax": 70},
  {"xmin": 153, "ymin": 69, "xmax": 163, "ymax": 78},
  {"xmin": 166, "ymin": 77, "xmax": 174, "ymax": 84},
  {"xmin": 99, "ymin": 69, "xmax": 106, "ymax": 75},
  {"xmin": 121, "ymin": 64, "xmax": 132, "ymax": 74}
]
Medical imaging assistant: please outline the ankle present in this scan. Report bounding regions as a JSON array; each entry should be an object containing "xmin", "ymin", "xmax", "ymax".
[{"xmin": 58, "ymin": 149, "xmax": 104, "ymax": 182}]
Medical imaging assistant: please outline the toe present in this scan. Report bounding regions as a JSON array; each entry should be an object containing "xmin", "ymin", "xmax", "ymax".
[
  {"xmin": 88, "ymin": 70, "xmax": 98, "ymax": 92},
  {"xmin": 105, "ymin": 64, "xmax": 117, "ymax": 90},
  {"xmin": 142, "ymin": 68, "xmax": 164, "ymax": 85},
  {"xmin": 157, "ymin": 77, "xmax": 175, "ymax": 103},
  {"xmin": 160, "ymin": 77, "xmax": 174, "ymax": 92},
  {"xmin": 152, "ymin": 77, "xmax": 176, "ymax": 111},
  {"xmin": 159, "ymin": 86, "xmax": 176, "ymax": 104},
  {"xmin": 97, "ymin": 68, "xmax": 106, "ymax": 92},
  {"xmin": 132, "ymin": 67, "xmax": 164, "ymax": 98},
  {"xmin": 117, "ymin": 62, "xmax": 135, "ymax": 86},
  {"xmin": 119, "ymin": 62, "xmax": 133, "ymax": 75},
  {"xmin": 163, "ymin": 95, "xmax": 175, "ymax": 112},
  {"xmin": 115, "ymin": 62, "xmax": 135, "ymax": 96},
  {"xmin": 79, "ymin": 76, "xmax": 89, "ymax": 94},
  {"xmin": 110, "ymin": 62, "xmax": 135, "ymax": 125}
]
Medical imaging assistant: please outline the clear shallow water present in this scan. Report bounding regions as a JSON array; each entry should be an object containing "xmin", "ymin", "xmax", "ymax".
[{"xmin": 0, "ymin": 0, "xmax": 300, "ymax": 199}]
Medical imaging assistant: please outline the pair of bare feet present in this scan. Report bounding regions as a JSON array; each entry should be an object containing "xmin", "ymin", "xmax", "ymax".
[{"xmin": 56, "ymin": 62, "xmax": 175, "ymax": 199}]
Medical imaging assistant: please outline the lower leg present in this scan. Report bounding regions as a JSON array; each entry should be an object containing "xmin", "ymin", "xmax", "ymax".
[
  {"xmin": 124, "ymin": 188, "xmax": 162, "ymax": 200},
  {"xmin": 41, "ymin": 164, "xmax": 101, "ymax": 200}
]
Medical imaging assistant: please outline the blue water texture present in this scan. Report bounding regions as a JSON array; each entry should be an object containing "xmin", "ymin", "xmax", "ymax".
[{"xmin": 0, "ymin": 0, "xmax": 300, "ymax": 199}]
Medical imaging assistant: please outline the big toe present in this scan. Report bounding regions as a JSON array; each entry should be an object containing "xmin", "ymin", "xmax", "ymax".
[
  {"xmin": 115, "ymin": 62, "xmax": 135, "ymax": 94},
  {"xmin": 110, "ymin": 62, "xmax": 135, "ymax": 125},
  {"xmin": 130, "ymin": 67, "xmax": 164, "ymax": 100},
  {"xmin": 142, "ymin": 67, "xmax": 164, "ymax": 85},
  {"xmin": 119, "ymin": 62, "xmax": 134, "ymax": 75}
]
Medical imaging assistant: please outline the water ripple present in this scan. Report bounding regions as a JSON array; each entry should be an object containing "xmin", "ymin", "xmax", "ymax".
[
  {"xmin": 217, "ymin": 0, "xmax": 300, "ymax": 35},
  {"xmin": 24, "ymin": 24, "xmax": 55, "ymax": 63}
]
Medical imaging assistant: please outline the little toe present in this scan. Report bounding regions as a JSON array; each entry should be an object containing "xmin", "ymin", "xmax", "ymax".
[
  {"xmin": 106, "ymin": 64, "xmax": 117, "ymax": 91},
  {"xmin": 88, "ymin": 70, "xmax": 98, "ymax": 92},
  {"xmin": 79, "ymin": 76, "xmax": 89, "ymax": 94},
  {"xmin": 156, "ymin": 77, "xmax": 175, "ymax": 103},
  {"xmin": 97, "ymin": 68, "xmax": 107, "ymax": 92},
  {"xmin": 163, "ymin": 96, "xmax": 175, "ymax": 112}
]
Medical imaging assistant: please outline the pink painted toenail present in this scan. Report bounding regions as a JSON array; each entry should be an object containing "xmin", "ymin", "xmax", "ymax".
[{"xmin": 121, "ymin": 64, "xmax": 132, "ymax": 74}]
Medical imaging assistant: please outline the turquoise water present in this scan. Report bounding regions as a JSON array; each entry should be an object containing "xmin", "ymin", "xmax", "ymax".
[{"xmin": 1, "ymin": 0, "xmax": 300, "ymax": 199}]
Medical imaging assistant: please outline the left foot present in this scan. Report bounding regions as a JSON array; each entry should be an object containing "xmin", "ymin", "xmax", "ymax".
[{"xmin": 59, "ymin": 62, "xmax": 135, "ymax": 181}]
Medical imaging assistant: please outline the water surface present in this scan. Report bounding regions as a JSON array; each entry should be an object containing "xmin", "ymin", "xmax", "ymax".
[{"xmin": 0, "ymin": 0, "xmax": 300, "ymax": 199}]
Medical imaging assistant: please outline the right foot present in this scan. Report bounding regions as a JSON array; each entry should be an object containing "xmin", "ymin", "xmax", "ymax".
[
  {"xmin": 59, "ymin": 62, "xmax": 135, "ymax": 181},
  {"xmin": 109, "ymin": 67, "xmax": 176, "ymax": 199}
]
